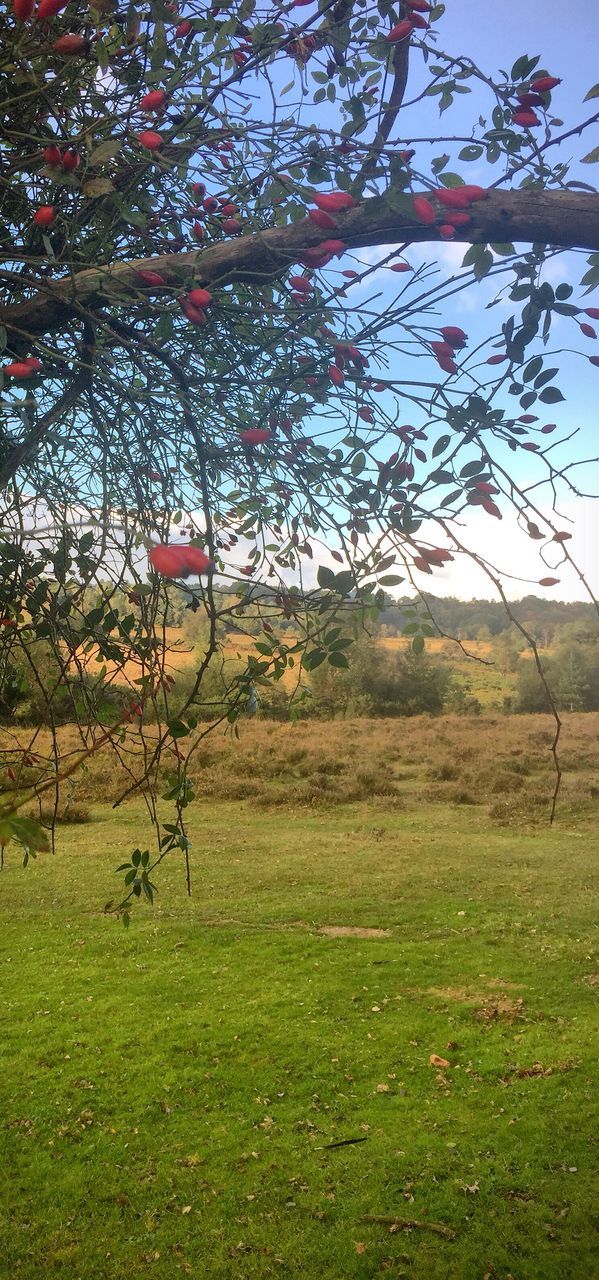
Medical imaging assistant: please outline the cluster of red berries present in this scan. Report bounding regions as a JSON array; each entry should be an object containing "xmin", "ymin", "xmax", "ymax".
[
  {"xmin": 412, "ymin": 185, "xmax": 489, "ymax": 241},
  {"xmin": 387, "ymin": 0, "xmax": 432, "ymax": 42},
  {"xmin": 511, "ymin": 74, "xmax": 561, "ymax": 128}
]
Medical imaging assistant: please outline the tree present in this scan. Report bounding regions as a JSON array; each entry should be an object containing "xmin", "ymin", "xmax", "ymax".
[{"xmin": 1, "ymin": 0, "xmax": 598, "ymax": 905}]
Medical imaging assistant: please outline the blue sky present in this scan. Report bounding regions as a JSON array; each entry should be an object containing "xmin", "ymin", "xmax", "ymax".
[{"xmin": 281, "ymin": 0, "xmax": 599, "ymax": 600}]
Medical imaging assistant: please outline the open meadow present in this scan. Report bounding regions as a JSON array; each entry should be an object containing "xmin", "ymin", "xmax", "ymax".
[{"xmin": 1, "ymin": 714, "xmax": 597, "ymax": 1279}]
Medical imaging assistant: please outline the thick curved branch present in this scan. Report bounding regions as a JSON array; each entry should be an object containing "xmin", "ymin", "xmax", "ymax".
[{"xmin": 2, "ymin": 190, "xmax": 598, "ymax": 341}]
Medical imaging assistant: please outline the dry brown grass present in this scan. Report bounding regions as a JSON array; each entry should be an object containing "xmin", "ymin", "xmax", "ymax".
[{"xmin": 2, "ymin": 712, "xmax": 598, "ymax": 824}]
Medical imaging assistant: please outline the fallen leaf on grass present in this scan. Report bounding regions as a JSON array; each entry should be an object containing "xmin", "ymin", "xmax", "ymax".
[
  {"xmin": 429, "ymin": 1054, "xmax": 450, "ymax": 1068},
  {"xmin": 354, "ymin": 1242, "xmax": 366, "ymax": 1255}
]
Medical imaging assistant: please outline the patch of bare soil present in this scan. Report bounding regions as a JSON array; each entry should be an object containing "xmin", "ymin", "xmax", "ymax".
[
  {"xmin": 474, "ymin": 996, "xmax": 525, "ymax": 1023},
  {"xmin": 424, "ymin": 984, "xmax": 526, "ymax": 1022}
]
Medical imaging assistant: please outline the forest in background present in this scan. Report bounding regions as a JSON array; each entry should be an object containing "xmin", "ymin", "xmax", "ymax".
[{"xmin": 2, "ymin": 589, "xmax": 598, "ymax": 727}]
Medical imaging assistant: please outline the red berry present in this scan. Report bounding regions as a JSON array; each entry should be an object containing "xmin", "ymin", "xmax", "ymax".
[
  {"xmin": 406, "ymin": 0, "xmax": 430, "ymax": 10},
  {"xmin": 431, "ymin": 341, "xmax": 454, "ymax": 358},
  {"xmin": 203, "ymin": 196, "xmax": 218, "ymax": 212},
  {"xmin": 186, "ymin": 287, "xmax": 213, "ymax": 308},
  {"xmin": 437, "ymin": 355, "xmax": 457, "ymax": 375},
  {"xmin": 136, "ymin": 270, "xmax": 167, "ymax": 286},
  {"xmin": 584, "ymin": 307, "xmax": 599, "ymax": 320},
  {"xmin": 436, "ymin": 187, "xmax": 471, "ymax": 209},
  {"xmin": 138, "ymin": 130, "xmax": 163, "ymax": 151},
  {"xmin": 13, "ymin": 0, "xmax": 35, "ymax": 19},
  {"xmin": 53, "ymin": 33, "xmax": 88, "ymax": 54},
  {"xmin": 487, "ymin": 353, "xmax": 508, "ymax": 365},
  {"xmin": 538, "ymin": 577, "xmax": 560, "ymax": 587},
  {"xmin": 150, "ymin": 544, "xmax": 210, "ymax": 578},
  {"xmin": 512, "ymin": 108, "xmax": 541, "ymax": 127},
  {"xmin": 412, "ymin": 195, "xmax": 436, "ymax": 225},
  {"xmin": 37, "ymin": 0, "xmax": 69, "ymax": 16},
  {"xmin": 516, "ymin": 91, "xmax": 544, "ymax": 107},
  {"xmin": 589, "ymin": 356, "xmax": 599, "ymax": 367},
  {"xmin": 3, "ymin": 361, "xmax": 37, "ymax": 378},
  {"xmin": 239, "ymin": 428, "xmax": 272, "ymax": 445},
  {"xmin": 222, "ymin": 217, "xmax": 242, "ymax": 234},
  {"xmin": 580, "ymin": 322, "xmax": 597, "ymax": 339},
  {"xmin": 179, "ymin": 297, "xmax": 207, "ymax": 325},
  {"xmin": 140, "ymin": 89, "xmax": 167, "ymax": 111},
  {"xmin": 387, "ymin": 19, "xmax": 413, "ymax": 42},
  {"xmin": 43, "ymin": 144, "xmax": 62, "ymax": 167},
  {"xmin": 289, "ymin": 275, "xmax": 312, "ymax": 294},
  {"xmin": 308, "ymin": 209, "xmax": 337, "ymax": 231},
  {"xmin": 443, "ymin": 211, "xmax": 471, "ymax": 226},
  {"xmin": 328, "ymin": 364, "xmax": 344, "ymax": 386},
  {"xmin": 33, "ymin": 205, "xmax": 56, "ymax": 227},
  {"xmin": 390, "ymin": 261, "xmax": 411, "ymax": 272},
  {"xmin": 439, "ymin": 224, "xmax": 455, "ymax": 239},
  {"xmin": 182, "ymin": 546, "xmax": 212, "ymax": 575},
  {"xmin": 313, "ymin": 191, "xmax": 357, "ymax": 213},
  {"xmin": 192, "ymin": 221, "xmax": 204, "ymax": 241},
  {"xmin": 460, "ymin": 185, "xmax": 489, "ymax": 202},
  {"xmin": 61, "ymin": 146, "xmax": 79, "ymax": 172},
  {"xmin": 440, "ymin": 326, "xmax": 467, "ymax": 348},
  {"xmin": 23, "ymin": 356, "xmax": 42, "ymax": 372},
  {"xmin": 175, "ymin": 19, "xmax": 192, "ymax": 36},
  {"xmin": 530, "ymin": 75, "xmax": 561, "ymax": 93}
]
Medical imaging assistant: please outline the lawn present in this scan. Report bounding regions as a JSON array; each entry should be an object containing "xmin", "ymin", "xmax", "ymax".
[{"xmin": 1, "ymin": 723, "xmax": 598, "ymax": 1279}]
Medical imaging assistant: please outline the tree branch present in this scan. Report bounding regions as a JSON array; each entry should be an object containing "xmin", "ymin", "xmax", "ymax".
[{"xmin": 2, "ymin": 190, "xmax": 598, "ymax": 341}]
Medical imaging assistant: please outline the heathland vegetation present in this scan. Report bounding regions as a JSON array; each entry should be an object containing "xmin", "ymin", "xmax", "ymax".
[{"xmin": 2, "ymin": 591, "xmax": 598, "ymax": 728}]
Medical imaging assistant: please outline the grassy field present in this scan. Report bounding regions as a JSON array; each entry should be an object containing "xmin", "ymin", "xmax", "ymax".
[{"xmin": 1, "ymin": 716, "xmax": 598, "ymax": 1279}]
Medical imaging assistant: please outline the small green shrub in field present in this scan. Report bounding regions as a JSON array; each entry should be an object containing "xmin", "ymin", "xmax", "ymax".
[
  {"xmin": 428, "ymin": 760, "xmax": 459, "ymax": 782},
  {"xmin": 39, "ymin": 802, "xmax": 91, "ymax": 825},
  {"xmin": 447, "ymin": 787, "xmax": 478, "ymax": 805}
]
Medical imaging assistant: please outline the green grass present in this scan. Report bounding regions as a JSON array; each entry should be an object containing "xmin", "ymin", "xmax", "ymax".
[{"xmin": 1, "ymin": 795, "xmax": 597, "ymax": 1279}]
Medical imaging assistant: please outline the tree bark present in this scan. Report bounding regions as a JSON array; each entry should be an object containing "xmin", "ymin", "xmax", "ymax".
[{"xmin": 2, "ymin": 190, "xmax": 598, "ymax": 342}]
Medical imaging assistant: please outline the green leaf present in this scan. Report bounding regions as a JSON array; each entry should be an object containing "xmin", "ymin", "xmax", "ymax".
[
  {"xmin": 581, "ymin": 146, "xmax": 599, "ymax": 164},
  {"xmin": 317, "ymin": 565, "xmax": 336, "ymax": 589},
  {"xmin": 460, "ymin": 459, "xmax": 486, "ymax": 477},
  {"xmin": 523, "ymin": 356, "xmax": 543, "ymax": 382},
  {"xmin": 539, "ymin": 386, "xmax": 565, "ymax": 404},
  {"xmin": 432, "ymin": 433, "xmax": 451, "ymax": 458},
  {"xmin": 584, "ymin": 83, "xmax": 599, "ymax": 101},
  {"xmin": 379, "ymin": 575, "xmax": 404, "ymax": 587},
  {"xmin": 473, "ymin": 249, "xmax": 493, "ymax": 281},
  {"xmin": 167, "ymin": 718, "xmax": 190, "ymax": 738},
  {"xmin": 412, "ymin": 635, "xmax": 425, "ymax": 655},
  {"xmin": 459, "ymin": 145, "xmax": 484, "ymax": 161},
  {"xmin": 0, "ymin": 815, "xmax": 49, "ymax": 852},
  {"xmin": 87, "ymin": 140, "xmax": 122, "ymax": 167},
  {"xmin": 333, "ymin": 570, "xmax": 354, "ymax": 596},
  {"xmin": 303, "ymin": 649, "xmax": 327, "ymax": 671},
  {"xmin": 328, "ymin": 651, "xmax": 349, "ymax": 668},
  {"xmin": 83, "ymin": 177, "xmax": 115, "ymax": 198}
]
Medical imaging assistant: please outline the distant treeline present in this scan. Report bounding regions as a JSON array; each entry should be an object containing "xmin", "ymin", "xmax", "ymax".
[{"xmin": 378, "ymin": 594, "xmax": 597, "ymax": 645}]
